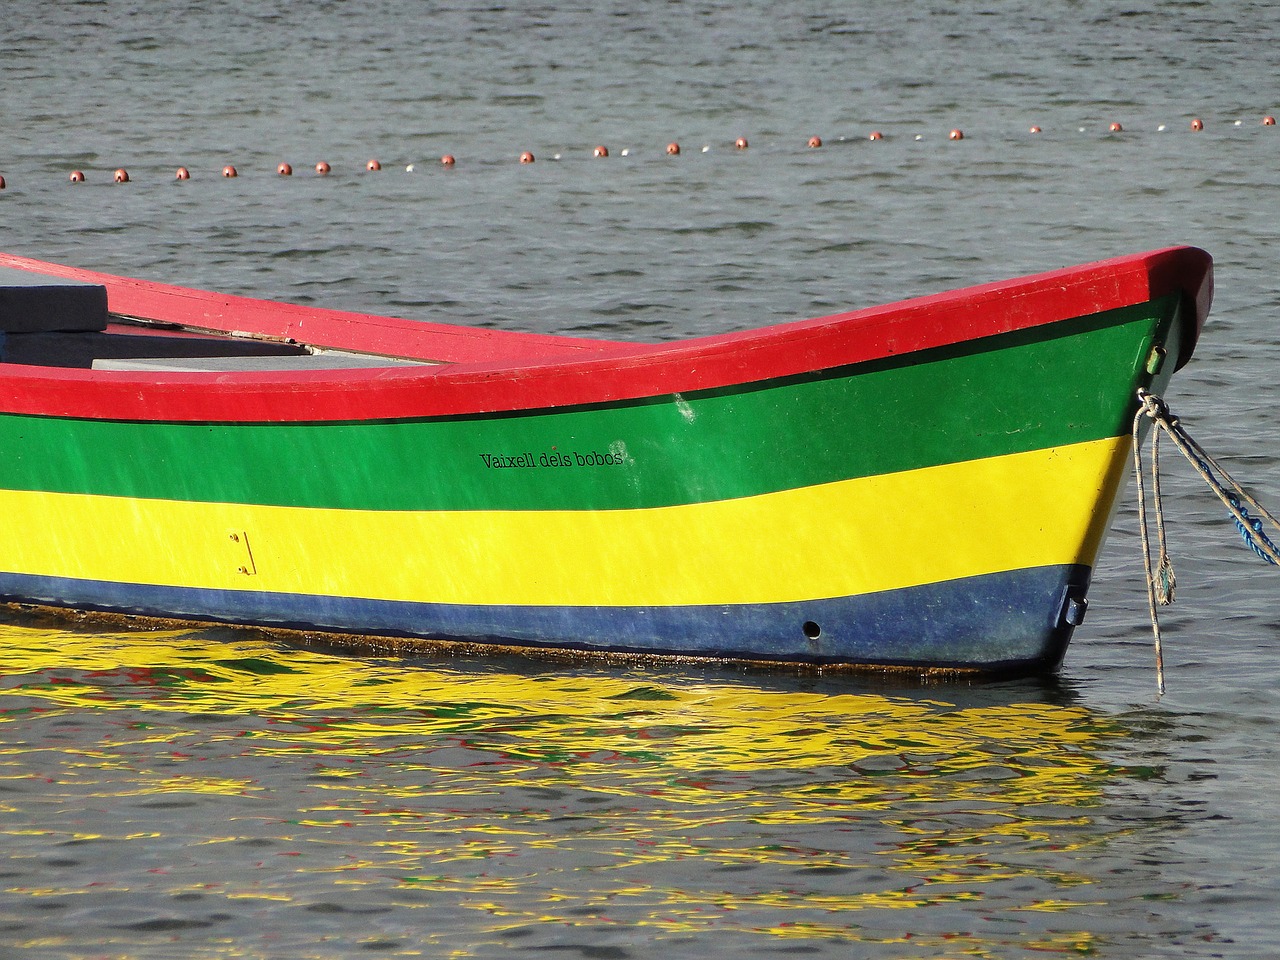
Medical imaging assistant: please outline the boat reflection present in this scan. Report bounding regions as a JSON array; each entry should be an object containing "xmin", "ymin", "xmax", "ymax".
[{"xmin": 0, "ymin": 617, "xmax": 1198, "ymax": 955}]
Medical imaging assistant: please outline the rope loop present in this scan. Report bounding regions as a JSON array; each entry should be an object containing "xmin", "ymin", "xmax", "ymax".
[
  {"xmin": 1131, "ymin": 390, "xmax": 1280, "ymax": 695},
  {"xmin": 1137, "ymin": 388, "xmax": 1168, "ymax": 421}
]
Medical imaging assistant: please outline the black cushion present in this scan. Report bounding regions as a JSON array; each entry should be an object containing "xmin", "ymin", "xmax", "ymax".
[{"xmin": 0, "ymin": 266, "xmax": 108, "ymax": 333}]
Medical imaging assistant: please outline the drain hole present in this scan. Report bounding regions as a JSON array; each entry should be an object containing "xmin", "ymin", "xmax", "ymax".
[{"xmin": 802, "ymin": 621, "xmax": 822, "ymax": 640}]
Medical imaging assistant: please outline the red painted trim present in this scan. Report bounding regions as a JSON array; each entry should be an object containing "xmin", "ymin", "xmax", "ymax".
[
  {"xmin": 0, "ymin": 247, "xmax": 1211, "ymax": 423},
  {"xmin": 0, "ymin": 253, "xmax": 623, "ymax": 364}
]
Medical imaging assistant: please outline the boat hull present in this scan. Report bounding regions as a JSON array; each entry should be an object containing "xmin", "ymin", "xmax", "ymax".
[
  {"xmin": 0, "ymin": 564, "xmax": 1091, "ymax": 673},
  {"xmin": 0, "ymin": 248, "xmax": 1211, "ymax": 674}
]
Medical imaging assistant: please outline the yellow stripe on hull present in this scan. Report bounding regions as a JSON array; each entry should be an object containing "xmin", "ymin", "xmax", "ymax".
[{"xmin": 0, "ymin": 437, "xmax": 1129, "ymax": 607}]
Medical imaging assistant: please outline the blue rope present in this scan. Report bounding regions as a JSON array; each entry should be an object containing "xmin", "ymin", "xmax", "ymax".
[
  {"xmin": 1191, "ymin": 446, "xmax": 1280, "ymax": 565},
  {"xmin": 1228, "ymin": 494, "xmax": 1280, "ymax": 565}
]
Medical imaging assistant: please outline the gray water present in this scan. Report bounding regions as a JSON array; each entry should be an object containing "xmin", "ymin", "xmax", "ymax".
[{"xmin": 3, "ymin": 1, "xmax": 1280, "ymax": 956}]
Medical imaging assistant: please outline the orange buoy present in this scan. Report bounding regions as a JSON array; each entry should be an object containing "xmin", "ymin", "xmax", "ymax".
[
  {"xmin": 519, "ymin": 151, "xmax": 535, "ymax": 163},
  {"xmin": 734, "ymin": 136, "xmax": 748, "ymax": 149},
  {"xmin": 666, "ymin": 142, "xmax": 680, "ymax": 155},
  {"xmin": 868, "ymin": 130, "xmax": 883, "ymax": 141},
  {"xmin": 1264, "ymin": 116, "xmax": 1276, "ymax": 126},
  {"xmin": 1109, "ymin": 121, "xmax": 1123, "ymax": 132},
  {"xmin": 277, "ymin": 162, "xmax": 293, "ymax": 176},
  {"xmin": 1029, "ymin": 125, "xmax": 1042, "ymax": 133},
  {"xmin": 113, "ymin": 168, "xmax": 129, "ymax": 183},
  {"xmin": 592, "ymin": 145, "xmax": 608, "ymax": 157},
  {"xmin": 69, "ymin": 170, "xmax": 85, "ymax": 183},
  {"xmin": 175, "ymin": 167, "xmax": 190, "ymax": 180},
  {"xmin": 315, "ymin": 161, "xmax": 331, "ymax": 175},
  {"xmin": 222, "ymin": 165, "xmax": 237, "ymax": 178},
  {"xmin": 948, "ymin": 128, "xmax": 964, "ymax": 140},
  {"xmin": 441, "ymin": 154, "xmax": 456, "ymax": 166},
  {"xmin": 0, "ymin": 174, "xmax": 6, "ymax": 190},
  {"xmin": 1190, "ymin": 117, "xmax": 1204, "ymax": 131},
  {"xmin": 807, "ymin": 136, "xmax": 822, "ymax": 148},
  {"xmin": 366, "ymin": 159, "xmax": 381, "ymax": 171}
]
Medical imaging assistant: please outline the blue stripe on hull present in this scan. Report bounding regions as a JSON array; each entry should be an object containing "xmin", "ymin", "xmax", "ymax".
[{"xmin": 0, "ymin": 564, "xmax": 1090, "ymax": 673}]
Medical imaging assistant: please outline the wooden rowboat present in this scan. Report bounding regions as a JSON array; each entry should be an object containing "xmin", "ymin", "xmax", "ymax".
[{"xmin": 0, "ymin": 248, "xmax": 1212, "ymax": 675}]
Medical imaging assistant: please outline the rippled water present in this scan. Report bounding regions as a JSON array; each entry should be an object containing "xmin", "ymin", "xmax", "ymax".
[
  {"xmin": 3, "ymin": 620, "xmax": 1266, "ymax": 959},
  {"xmin": 4, "ymin": 0, "xmax": 1280, "ymax": 956}
]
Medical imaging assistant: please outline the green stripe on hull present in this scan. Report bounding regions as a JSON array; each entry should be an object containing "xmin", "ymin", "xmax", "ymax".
[{"xmin": 0, "ymin": 297, "xmax": 1178, "ymax": 511}]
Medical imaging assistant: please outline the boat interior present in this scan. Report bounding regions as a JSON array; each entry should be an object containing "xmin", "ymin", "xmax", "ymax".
[{"xmin": 0, "ymin": 265, "xmax": 430, "ymax": 372}]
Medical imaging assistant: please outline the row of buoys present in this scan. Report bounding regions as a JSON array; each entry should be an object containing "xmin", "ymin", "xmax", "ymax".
[
  {"xmin": 1033, "ymin": 116, "xmax": 1276, "ymax": 134},
  {"xmin": 3, "ymin": 118, "xmax": 1276, "ymax": 190}
]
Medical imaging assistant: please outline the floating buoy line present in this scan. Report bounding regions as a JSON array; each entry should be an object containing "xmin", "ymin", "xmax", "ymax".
[
  {"xmin": 1132, "ymin": 391, "xmax": 1280, "ymax": 696},
  {"xmin": 1, "ymin": 117, "xmax": 1276, "ymax": 190}
]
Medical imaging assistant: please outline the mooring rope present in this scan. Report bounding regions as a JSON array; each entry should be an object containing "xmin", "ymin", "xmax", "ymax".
[{"xmin": 1132, "ymin": 389, "xmax": 1280, "ymax": 694}]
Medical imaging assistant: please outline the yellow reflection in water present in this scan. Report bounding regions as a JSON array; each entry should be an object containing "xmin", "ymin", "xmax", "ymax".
[{"xmin": 0, "ymin": 620, "xmax": 1140, "ymax": 954}]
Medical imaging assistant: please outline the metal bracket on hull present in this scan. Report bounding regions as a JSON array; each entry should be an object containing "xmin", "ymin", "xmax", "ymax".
[
  {"xmin": 229, "ymin": 531, "xmax": 258, "ymax": 576},
  {"xmin": 1059, "ymin": 589, "xmax": 1089, "ymax": 627}
]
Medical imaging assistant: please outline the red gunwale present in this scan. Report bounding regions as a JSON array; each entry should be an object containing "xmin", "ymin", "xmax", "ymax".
[{"xmin": 0, "ymin": 247, "xmax": 1211, "ymax": 424}]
